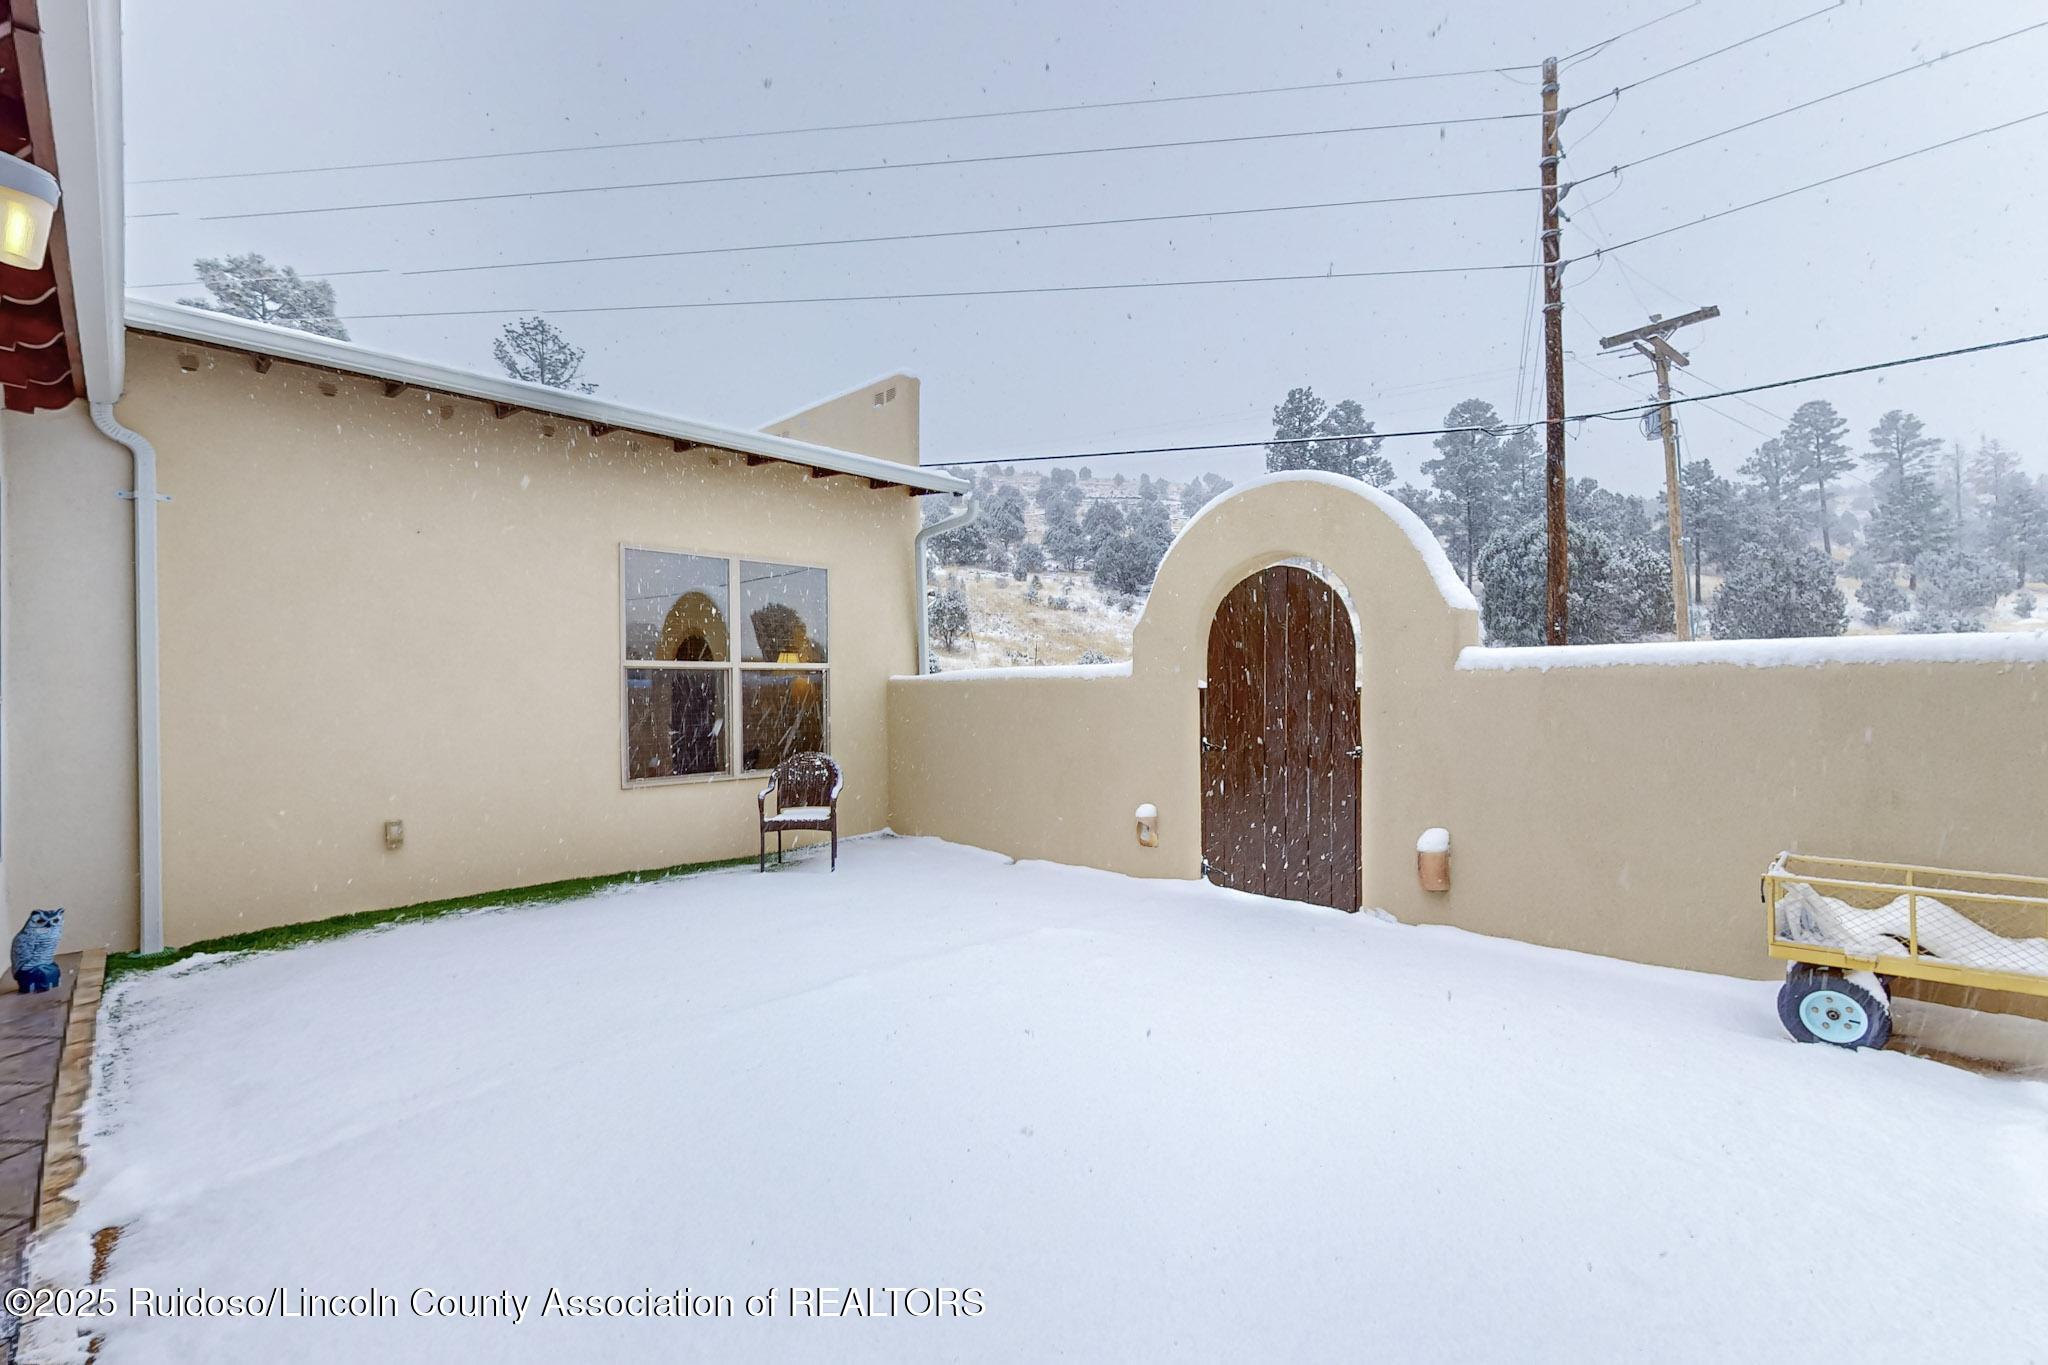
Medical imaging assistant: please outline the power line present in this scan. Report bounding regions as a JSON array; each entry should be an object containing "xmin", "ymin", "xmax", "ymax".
[
  {"xmin": 1581, "ymin": 17, "xmax": 2048, "ymax": 178},
  {"xmin": 1561, "ymin": 0, "xmax": 1701, "ymax": 65},
  {"xmin": 199, "ymin": 108, "xmax": 1538, "ymax": 223},
  {"xmin": 189, "ymin": 18, "xmax": 2040, "ymax": 287},
  {"xmin": 924, "ymin": 329, "xmax": 2048, "ymax": 466},
  {"xmin": 342, "ymin": 258, "xmax": 1541, "ymax": 321},
  {"xmin": 1598, "ymin": 1, "xmax": 1843, "ymax": 91},
  {"xmin": 337, "ymin": 105, "xmax": 2046, "ymax": 321},
  {"xmin": 398, "ymin": 185, "xmax": 1534, "ymax": 280},
  {"xmin": 1577, "ymin": 107, "xmax": 2048, "ymax": 264},
  {"xmin": 133, "ymin": 64, "xmax": 1544, "ymax": 188}
]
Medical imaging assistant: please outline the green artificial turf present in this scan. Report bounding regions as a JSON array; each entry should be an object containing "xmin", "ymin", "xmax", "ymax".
[{"xmin": 106, "ymin": 852, "xmax": 762, "ymax": 980}]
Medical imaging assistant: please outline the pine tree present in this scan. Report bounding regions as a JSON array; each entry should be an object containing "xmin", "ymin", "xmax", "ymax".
[
  {"xmin": 492, "ymin": 316, "xmax": 598, "ymax": 392},
  {"xmin": 178, "ymin": 253, "xmax": 349, "ymax": 340},
  {"xmin": 1970, "ymin": 439, "xmax": 2044, "ymax": 587},
  {"xmin": 1854, "ymin": 572, "xmax": 1908, "ymax": 627},
  {"xmin": 1474, "ymin": 517, "xmax": 1671, "ymax": 646},
  {"xmin": 1317, "ymin": 398, "xmax": 1396, "ymax": 486},
  {"xmin": 1911, "ymin": 548, "xmax": 2004, "ymax": 629},
  {"xmin": 1862, "ymin": 410, "xmax": 1949, "ymax": 585},
  {"xmin": 1078, "ymin": 499, "xmax": 1127, "ymax": 562},
  {"xmin": 1180, "ymin": 472, "xmax": 1232, "ymax": 516},
  {"xmin": 1422, "ymin": 398, "xmax": 1515, "ymax": 586},
  {"xmin": 1264, "ymin": 387, "xmax": 1329, "ymax": 473},
  {"xmin": 1677, "ymin": 458, "xmax": 1739, "ymax": 602},
  {"xmin": 1779, "ymin": 400, "xmax": 1854, "ymax": 556},
  {"xmin": 928, "ymin": 586, "xmax": 971, "ymax": 650},
  {"xmin": 1711, "ymin": 543, "xmax": 1847, "ymax": 640},
  {"xmin": 981, "ymin": 487, "xmax": 1029, "ymax": 554}
]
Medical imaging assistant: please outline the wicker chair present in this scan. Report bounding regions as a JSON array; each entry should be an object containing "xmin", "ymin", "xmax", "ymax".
[{"xmin": 757, "ymin": 752, "xmax": 843, "ymax": 871}]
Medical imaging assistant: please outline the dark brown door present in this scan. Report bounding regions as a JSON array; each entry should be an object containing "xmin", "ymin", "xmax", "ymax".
[{"xmin": 1200, "ymin": 565, "xmax": 1360, "ymax": 911}]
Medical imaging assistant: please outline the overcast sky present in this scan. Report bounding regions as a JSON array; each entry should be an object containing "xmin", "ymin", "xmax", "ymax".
[{"xmin": 121, "ymin": 0, "xmax": 2045, "ymax": 495}]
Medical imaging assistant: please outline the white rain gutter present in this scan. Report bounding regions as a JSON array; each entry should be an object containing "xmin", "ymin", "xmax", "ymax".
[
  {"xmin": 914, "ymin": 495, "xmax": 977, "ymax": 674},
  {"xmin": 89, "ymin": 403, "xmax": 164, "ymax": 953}
]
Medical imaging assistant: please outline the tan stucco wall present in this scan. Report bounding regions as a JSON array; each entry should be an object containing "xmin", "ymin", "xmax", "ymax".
[
  {"xmin": 763, "ymin": 373, "xmax": 920, "ymax": 466},
  {"xmin": 889, "ymin": 475, "xmax": 2048, "ymax": 982},
  {"xmin": 119, "ymin": 335, "xmax": 919, "ymax": 946},
  {"xmin": 2, "ymin": 404, "xmax": 140, "ymax": 952}
]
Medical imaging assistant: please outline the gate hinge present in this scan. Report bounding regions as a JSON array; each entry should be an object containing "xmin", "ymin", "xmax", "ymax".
[
  {"xmin": 1201, "ymin": 737, "xmax": 1226, "ymax": 753},
  {"xmin": 1201, "ymin": 858, "xmax": 1217, "ymax": 878},
  {"xmin": 1346, "ymin": 745, "xmax": 1363, "ymax": 759}
]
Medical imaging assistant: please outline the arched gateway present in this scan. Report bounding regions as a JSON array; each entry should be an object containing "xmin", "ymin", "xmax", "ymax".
[{"xmin": 1200, "ymin": 564, "xmax": 1361, "ymax": 911}]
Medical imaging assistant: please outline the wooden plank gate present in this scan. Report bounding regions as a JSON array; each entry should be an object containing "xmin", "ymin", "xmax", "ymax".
[{"xmin": 1200, "ymin": 565, "xmax": 1361, "ymax": 911}]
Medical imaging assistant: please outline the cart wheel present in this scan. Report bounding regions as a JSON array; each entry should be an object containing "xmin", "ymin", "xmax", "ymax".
[{"xmin": 1777, "ymin": 967, "xmax": 1891, "ymax": 1049}]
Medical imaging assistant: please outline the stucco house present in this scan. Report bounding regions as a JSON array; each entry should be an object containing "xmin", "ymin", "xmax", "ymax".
[{"xmin": 0, "ymin": 4, "xmax": 969, "ymax": 955}]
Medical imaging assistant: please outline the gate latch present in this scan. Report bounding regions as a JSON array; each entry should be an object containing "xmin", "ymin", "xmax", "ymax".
[
  {"xmin": 1345, "ymin": 745, "xmax": 1363, "ymax": 759},
  {"xmin": 1201, "ymin": 858, "xmax": 1218, "ymax": 878}
]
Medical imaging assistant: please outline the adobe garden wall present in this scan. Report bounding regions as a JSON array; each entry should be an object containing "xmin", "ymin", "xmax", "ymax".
[{"xmin": 888, "ymin": 473, "xmax": 2048, "ymax": 982}]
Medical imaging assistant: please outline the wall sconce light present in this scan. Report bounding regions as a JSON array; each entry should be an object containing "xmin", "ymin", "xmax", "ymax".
[
  {"xmin": 1417, "ymin": 827, "xmax": 1450, "ymax": 892},
  {"xmin": 0, "ymin": 152, "xmax": 59, "ymax": 271},
  {"xmin": 1135, "ymin": 803, "xmax": 1159, "ymax": 848}
]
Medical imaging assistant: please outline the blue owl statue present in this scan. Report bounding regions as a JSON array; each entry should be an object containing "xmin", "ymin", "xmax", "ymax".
[{"xmin": 11, "ymin": 908, "xmax": 62, "ymax": 994}]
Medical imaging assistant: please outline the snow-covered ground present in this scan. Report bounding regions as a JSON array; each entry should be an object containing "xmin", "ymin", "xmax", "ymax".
[{"xmin": 27, "ymin": 838, "xmax": 2048, "ymax": 1363}]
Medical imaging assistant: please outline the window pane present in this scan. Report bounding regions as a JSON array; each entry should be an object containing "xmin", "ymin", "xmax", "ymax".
[
  {"xmin": 624, "ymin": 549, "xmax": 729, "ymax": 662},
  {"xmin": 742, "ymin": 670, "xmax": 826, "ymax": 771},
  {"xmin": 625, "ymin": 668, "xmax": 726, "ymax": 778},
  {"xmin": 741, "ymin": 562, "xmax": 828, "ymax": 663}
]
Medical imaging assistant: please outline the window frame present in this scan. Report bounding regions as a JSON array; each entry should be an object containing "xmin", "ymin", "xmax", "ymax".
[{"xmin": 618, "ymin": 543, "xmax": 831, "ymax": 788}]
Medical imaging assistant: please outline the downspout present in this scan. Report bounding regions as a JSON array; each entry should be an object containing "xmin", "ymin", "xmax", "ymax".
[
  {"xmin": 913, "ymin": 494, "xmax": 976, "ymax": 674},
  {"xmin": 90, "ymin": 402, "xmax": 164, "ymax": 954}
]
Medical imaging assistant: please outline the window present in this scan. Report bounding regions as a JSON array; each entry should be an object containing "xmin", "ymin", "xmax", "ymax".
[{"xmin": 621, "ymin": 548, "xmax": 828, "ymax": 784}]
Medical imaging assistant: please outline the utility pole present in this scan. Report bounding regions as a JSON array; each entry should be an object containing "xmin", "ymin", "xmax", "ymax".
[
  {"xmin": 1540, "ymin": 57, "xmax": 1569, "ymax": 645},
  {"xmin": 1599, "ymin": 304, "xmax": 1721, "ymax": 641}
]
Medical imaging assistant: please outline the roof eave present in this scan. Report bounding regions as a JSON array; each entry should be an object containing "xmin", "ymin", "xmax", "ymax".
[{"xmin": 122, "ymin": 299, "xmax": 971, "ymax": 495}]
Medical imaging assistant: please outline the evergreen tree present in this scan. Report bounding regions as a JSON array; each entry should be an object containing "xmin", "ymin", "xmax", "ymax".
[
  {"xmin": 1264, "ymin": 387, "xmax": 1330, "ymax": 473},
  {"xmin": 1779, "ymin": 400, "xmax": 1854, "ymax": 556},
  {"xmin": 922, "ymin": 498, "xmax": 990, "ymax": 568},
  {"xmin": 1677, "ymin": 458, "xmax": 1739, "ymax": 602},
  {"xmin": 1971, "ymin": 439, "xmax": 2045, "ymax": 587},
  {"xmin": 1712, "ymin": 543, "xmax": 1847, "ymax": 640},
  {"xmin": 492, "ymin": 316, "xmax": 598, "ymax": 392},
  {"xmin": 928, "ymin": 586, "xmax": 971, "ymax": 650},
  {"xmin": 178, "ymin": 252, "xmax": 350, "ymax": 340},
  {"xmin": 1422, "ymin": 398, "xmax": 1515, "ymax": 586},
  {"xmin": 1013, "ymin": 541, "xmax": 1047, "ymax": 576},
  {"xmin": 981, "ymin": 487, "xmax": 1029, "ymax": 554},
  {"xmin": 1317, "ymin": 398, "xmax": 1396, "ymax": 486},
  {"xmin": 1854, "ymin": 573, "xmax": 1908, "ymax": 627},
  {"xmin": 1042, "ymin": 515, "xmax": 1089, "ymax": 571},
  {"xmin": 1912, "ymin": 548, "xmax": 2005, "ymax": 627},
  {"xmin": 1078, "ymin": 499, "xmax": 1127, "ymax": 562},
  {"xmin": 1862, "ymin": 410, "xmax": 1949, "ymax": 585},
  {"xmin": 1180, "ymin": 472, "xmax": 1232, "ymax": 516},
  {"xmin": 1473, "ymin": 518, "xmax": 1672, "ymax": 646}
]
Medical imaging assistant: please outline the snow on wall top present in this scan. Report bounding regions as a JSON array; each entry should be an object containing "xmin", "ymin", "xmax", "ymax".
[
  {"xmin": 1176, "ymin": 470, "xmax": 1479, "ymax": 615},
  {"xmin": 895, "ymin": 661, "xmax": 1133, "ymax": 683},
  {"xmin": 1458, "ymin": 630, "xmax": 2048, "ymax": 673}
]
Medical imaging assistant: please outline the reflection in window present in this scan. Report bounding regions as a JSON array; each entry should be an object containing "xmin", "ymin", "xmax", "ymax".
[
  {"xmin": 623, "ymin": 549, "xmax": 829, "ymax": 783},
  {"xmin": 625, "ymin": 669, "xmax": 726, "ymax": 778},
  {"xmin": 624, "ymin": 549, "xmax": 728, "ymax": 661},
  {"xmin": 742, "ymin": 670, "xmax": 827, "ymax": 772},
  {"xmin": 741, "ymin": 562, "xmax": 828, "ymax": 663}
]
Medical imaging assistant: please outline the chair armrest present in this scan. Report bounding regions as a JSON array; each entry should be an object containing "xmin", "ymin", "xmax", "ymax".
[
  {"xmin": 829, "ymin": 770, "xmax": 845, "ymax": 803},
  {"xmin": 756, "ymin": 773, "xmax": 776, "ymax": 813}
]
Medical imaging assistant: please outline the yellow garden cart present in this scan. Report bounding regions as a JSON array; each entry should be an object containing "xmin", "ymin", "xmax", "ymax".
[{"xmin": 1764, "ymin": 854, "xmax": 2048, "ymax": 1049}]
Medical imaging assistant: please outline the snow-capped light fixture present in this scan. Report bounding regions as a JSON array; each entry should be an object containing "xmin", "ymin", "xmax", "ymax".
[
  {"xmin": 0, "ymin": 152, "xmax": 58, "ymax": 271},
  {"xmin": 1134, "ymin": 803, "xmax": 1159, "ymax": 849},
  {"xmin": 1417, "ymin": 828, "xmax": 1451, "ymax": 892}
]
